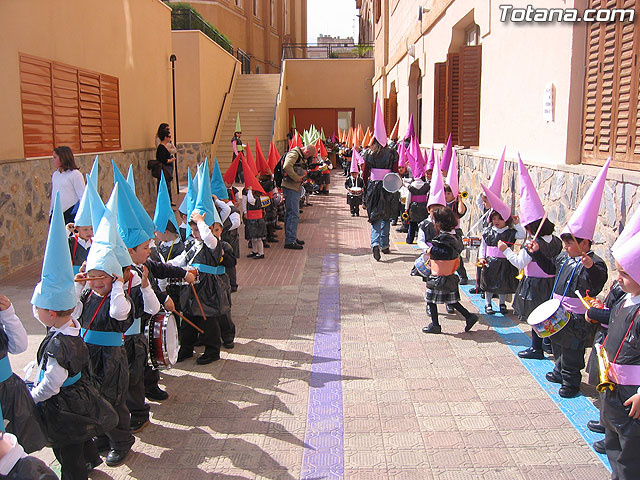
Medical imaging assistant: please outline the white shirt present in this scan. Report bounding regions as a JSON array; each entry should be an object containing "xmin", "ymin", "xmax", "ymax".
[
  {"xmin": 405, "ymin": 179, "xmax": 425, "ymax": 208},
  {"xmin": 214, "ymin": 198, "xmax": 232, "ymax": 224},
  {"xmin": 623, "ymin": 293, "xmax": 640, "ymax": 308},
  {"xmin": 0, "ymin": 433, "xmax": 26, "ymax": 476},
  {"xmin": 503, "ymin": 234, "xmax": 553, "ymax": 270},
  {"xmin": 72, "ymin": 280, "xmax": 131, "ymax": 321},
  {"xmin": 228, "ymin": 211, "xmax": 241, "ymax": 231},
  {"xmin": 0, "ymin": 304, "xmax": 28, "ymax": 354},
  {"xmin": 128, "ymin": 269, "xmax": 162, "ymax": 315},
  {"xmin": 242, "ymin": 190, "xmax": 257, "ymax": 214},
  {"xmin": 30, "ymin": 319, "xmax": 80, "ymax": 403},
  {"xmin": 169, "ymin": 220, "xmax": 219, "ymax": 267},
  {"xmin": 50, "ymin": 169, "xmax": 85, "ymax": 213}
]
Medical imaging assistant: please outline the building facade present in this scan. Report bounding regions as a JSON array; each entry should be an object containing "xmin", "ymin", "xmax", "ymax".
[
  {"xmin": 166, "ymin": 0, "xmax": 307, "ymax": 73},
  {"xmin": 358, "ymin": 0, "xmax": 640, "ymax": 271}
]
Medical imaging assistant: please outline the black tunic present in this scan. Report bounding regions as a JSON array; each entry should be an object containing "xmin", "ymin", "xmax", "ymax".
[
  {"xmin": 259, "ymin": 179, "xmax": 278, "ymax": 225},
  {"xmin": 2, "ymin": 456, "xmax": 58, "ymax": 480},
  {"xmin": 243, "ymin": 188, "xmax": 268, "ymax": 240},
  {"xmin": 68, "ymin": 235, "xmax": 89, "ymax": 268},
  {"xmin": 408, "ymin": 182, "xmax": 429, "ymax": 223},
  {"xmin": 363, "ymin": 147, "xmax": 399, "ymax": 223},
  {"xmin": 513, "ymin": 235, "xmax": 563, "ymax": 320},
  {"xmin": 0, "ymin": 332, "xmax": 47, "ymax": 453},
  {"xmin": 345, "ymin": 176, "xmax": 364, "ymax": 207},
  {"xmin": 480, "ymin": 226, "xmax": 519, "ymax": 294},
  {"xmin": 601, "ymin": 298, "xmax": 640, "ymax": 437},
  {"xmin": 35, "ymin": 331, "xmax": 118, "ymax": 446},
  {"xmin": 79, "ymin": 290, "xmax": 133, "ymax": 405},
  {"xmin": 179, "ymin": 238, "xmax": 231, "ymax": 318},
  {"xmin": 425, "ymin": 232, "xmax": 464, "ymax": 304},
  {"xmin": 124, "ymin": 274, "xmax": 152, "ymax": 386},
  {"xmin": 222, "ymin": 206, "xmax": 241, "ymax": 257},
  {"xmin": 531, "ymin": 250, "xmax": 608, "ymax": 348}
]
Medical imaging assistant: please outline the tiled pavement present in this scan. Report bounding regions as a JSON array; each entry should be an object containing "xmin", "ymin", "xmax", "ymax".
[{"xmin": 6, "ymin": 170, "xmax": 610, "ymax": 479}]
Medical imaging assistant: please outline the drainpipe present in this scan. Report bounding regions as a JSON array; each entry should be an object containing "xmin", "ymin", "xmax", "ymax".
[{"xmin": 170, "ymin": 54, "xmax": 179, "ymax": 195}]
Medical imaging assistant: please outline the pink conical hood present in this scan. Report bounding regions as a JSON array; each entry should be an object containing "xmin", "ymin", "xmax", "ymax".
[
  {"xmin": 353, "ymin": 148, "xmax": 365, "ymax": 166},
  {"xmin": 441, "ymin": 134, "xmax": 453, "ymax": 173},
  {"xmin": 613, "ymin": 230, "xmax": 640, "ymax": 284},
  {"xmin": 428, "ymin": 156, "xmax": 447, "ymax": 208},
  {"xmin": 562, "ymin": 157, "xmax": 610, "ymax": 241},
  {"xmin": 488, "ymin": 147, "xmax": 506, "ymax": 196},
  {"xmin": 612, "ymin": 205, "xmax": 640, "ymax": 252},
  {"xmin": 406, "ymin": 150, "xmax": 416, "ymax": 173},
  {"xmin": 405, "ymin": 113, "xmax": 414, "ymax": 140},
  {"xmin": 350, "ymin": 153, "xmax": 359, "ymax": 173},
  {"xmin": 373, "ymin": 98, "xmax": 388, "ymax": 146},
  {"xmin": 445, "ymin": 149, "xmax": 459, "ymax": 197},
  {"xmin": 482, "ymin": 184, "xmax": 511, "ymax": 222},
  {"xmin": 397, "ymin": 143, "xmax": 407, "ymax": 167},
  {"xmin": 518, "ymin": 154, "xmax": 546, "ymax": 227},
  {"xmin": 426, "ymin": 148, "xmax": 435, "ymax": 171}
]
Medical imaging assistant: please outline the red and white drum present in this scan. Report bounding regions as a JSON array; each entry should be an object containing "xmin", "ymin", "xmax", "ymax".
[{"xmin": 147, "ymin": 311, "xmax": 179, "ymax": 369}]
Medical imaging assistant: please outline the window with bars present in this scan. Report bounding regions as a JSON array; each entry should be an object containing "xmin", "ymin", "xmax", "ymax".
[
  {"xmin": 581, "ymin": 0, "xmax": 639, "ymax": 169},
  {"xmin": 19, "ymin": 54, "xmax": 121, "ymax": 158}
]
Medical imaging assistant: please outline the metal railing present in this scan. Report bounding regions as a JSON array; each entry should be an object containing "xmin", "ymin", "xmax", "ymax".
[
  {"xmin": 236, "ymin": 49, "xmax": 251, "ymax": 74},
  {"xmin": 282, "ymin": 43, "xmax": 374, "ymax": 60},
  {"xmin": 170, "ymin": 8, "xmax": 233, "ymax": 54}
]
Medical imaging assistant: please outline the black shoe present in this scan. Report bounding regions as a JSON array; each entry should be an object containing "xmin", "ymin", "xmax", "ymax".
[
  {"xmin": 469, "ymin": 287, "xmax": 483, "ymax": 295},
  {"xmin": 545, "ymin": 372, "xmax": 563, "ymax": 384},
  {"xmin": 372, "ymin": 246, "xmax": 381, "ymax": 261},
  {"xmin": 223, "ymin": 342, "xmax": 234, "ymax": 349},
  {"xmin": 446, "ymin": 304, "xmax": 455, "ymax": 314},
  {"xmin": 94, "ymin": 436, "xmax": 110, "ymax": 455},
  {"xmin": 587, "ymin": 420, "xmax": 606, "ymax": 434},
  {"xmin": 252, "ymin": 254, "xmax": 265, "ymax": 259},
  {"xmin": 518, "ymin": 347, "xmax": 544, "ymax": 360},
  {"xmin": 86, "ymin": 457, "xmax": 103, "ymax": 472},
  {"xmin": 485, "ymin": 305, "xmax": 495, "ymax": 315},
  {"xmin": 499, "ymin": 304, "xmax": 508, "ymax": 315},
  {"xmin": 263, "ymin": 243, "xmax": 270, "ymax": 248},
  {"xmin": 247, "ymin": 252, "xmax": 258, "ymax": 258},
  {"xmin": 284, "ymin": 243, "xmax": 303, "ymax": 250},
  {"xmin": 274, "ymin": 225, "xmax": 283, "ymax": 230},
  {"xmin": 231, "ymin": 286, "xmax": 238, "ymax": 293},
  {"xmin": 196, "ymin": 352, "xmax": 220, "ymax": 365},
  {"xmin": 459, "ymin": 278, "xmax": 469, "ymax": 286},
  {"xmin": 406, "ymin": 239, "xmax": 414, "ymax": 244},
  {"xmin": 464, "ymin": 314, "xmax": 479, "ymax": 332},
  {"xmin": 296, "ymin": 239, "xmax": 305, "ymax": 245},
  {"xmin": 106, "ymin": 449, "xmax": 130, "ymax": 467},
  {"xmin": 130, "ymin": 419, "xmax": 150, "ymax": 433},
  {"xmin": 381, "ymin": 247, "xmax": 390, "ymax": 254},
  {"xmin": 559, "ymin": 386, "xmax": 580, "ymax": 398},
  {"xmin": 267, "ymin": 237, "xmax": 279, "ymax": 243},
  {"xmin": 422, "ymin": 323, "xmax": 442, "ymax": 334},
  {"xmin": 356, "ymin": 212, "xmax": 359, "ymax": 216},
  {"xmin": 145, "ymin": 385, "xmax": 169, "ymax": 401},
  {"xmin": 177, "ymin": 349, "xmax": 194, "ymax": 362},
  {"xmin": 592, "ymin": 439, "xmax": 606, "ymax": 454}
]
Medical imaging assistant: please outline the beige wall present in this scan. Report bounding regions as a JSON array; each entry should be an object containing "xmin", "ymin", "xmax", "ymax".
[
  {"xmin": 281, "ymin": 59, "xmax": 374, "ymax": 134},
  {"xmin": 273, "ymin": 61, "xmax": 290, "ymax": 143},
  {"xmin": 172, "ymin": 30, "xmax": 239, "ymax": 147},
  {"xmin": 372, "ymin": 0, "xmax": 588, "ymax": 167},
  {"xmin": 0, "ymin": 0, "xmax": 173, "ymax": 161}
]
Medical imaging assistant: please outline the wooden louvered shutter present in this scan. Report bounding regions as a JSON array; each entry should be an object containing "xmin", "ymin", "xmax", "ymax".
[
  {"xmin": 101, "ymin": 74, "xmax": 121, "ymax": 150},
  {"xmin": 389, "ymin": 90, "xmax": 398, "ymax": 132},
  {"xmin": 458, "ymin": 45, "xmax": 481, "ymax": 147},
  {"xmin": 582, "ymin": 0, "xmax": 639, "ymax": 168},
  {"xmin": 445, "ymin": 53, "xmax": 460, "ymax": 144},
  {"xmin": 79, "ymin": 71, "xmax": 103, "ymax": 152},
  {"xmin": 52, "ymin": 64, "xmax": 80, "ymax": 152},
  {"xmin": 20, "ymin": 55, "xmax": 54, "ymax": 157},
  {"xmin": 384, "ymin": 97, "xmax": 391, "ymax": 133},
  {"xmin": 433, "ymin": 62, "xmax": 447, "ymax": 143}
]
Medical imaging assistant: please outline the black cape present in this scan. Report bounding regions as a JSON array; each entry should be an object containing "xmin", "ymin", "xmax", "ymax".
[{"xmin": 363, "ymin": 147, "xmax": 399, "ymax": 223}]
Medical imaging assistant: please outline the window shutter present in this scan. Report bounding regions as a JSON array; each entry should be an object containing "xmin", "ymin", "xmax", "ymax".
[
  {"xmin": 101, "ymin": 74, "xmax": 121, "ymax": 150},
  {"xmin": 79, "ymin": 71, "xmax": 103, "ymax": 152},
  {"xmin": 52, "ymin": 63, "xmax": 80, "ymax": 152},
  {"xmin": 582, "ymin": 10, "xmax": 601, "ymax": 158},
  {"xmin": 433, "ymin": 62, "xmax": 447, "ymax": 143},
  {"xmin": 384, "ymin": 97, "xmax": 391, "ymax": 134},
  {"xmin": 445, "ymin": 53, "xmax": 460, "ymax": 144},
  {"xmin": 458, "ymin": 45, "xmax": 481, "ymax": 147},
  {"xmin": 389, "ymin": 90, "xmax": 398, "ymax": 133},
  {"xmin": 20, "ymin": 55, "xmax": 54, "ymax": 157}
]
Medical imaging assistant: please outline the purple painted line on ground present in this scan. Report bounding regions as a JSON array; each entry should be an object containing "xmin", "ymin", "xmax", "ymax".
[{"xmin": 300, "ymin": 253, "xmax": 344, "ymax": 480}]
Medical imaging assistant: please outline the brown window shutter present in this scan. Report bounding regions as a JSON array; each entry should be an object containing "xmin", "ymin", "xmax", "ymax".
[
  {"xmin": 458, "ymin": 45, "xmax": 481, "ymax": 147},
  {"xmin": 384, "ymin": 97, "xmax": 391, "ymax": 134},
  {"xmin": 446, "ymin": 53, "xmax": 460, "ymax": 144},
  {"xmin": 389, "ymin": 90, "xmax": 398, "ymax": 133},
  {"xmin": 19, "ymin": 55, "xmax": 54, "ymax": 157},
  {"xmin": 79, "ymin": 71, "xmax": 103, "ymax": 152},
  {"xmin": 582, "ymin": 17, "xmax": 601, "ymax": 160},
  {"xmin": 52, "ymin": 63, "xmax": 80, "ymax": 152},
  {"xmin": 433, "ymin": 62, "xmax": 447, "ymax": 143},
  {"xmin": 101, "ymin": 74, "xmax": 121, "ymax": 150}
]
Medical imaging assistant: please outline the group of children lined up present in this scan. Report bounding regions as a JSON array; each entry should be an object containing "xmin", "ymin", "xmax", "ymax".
[
  {"xmin": 348, "ymin": 121, "xmax": 640, "ymax": 478},
  {"xmin": 0, "ymin": 153, "xmax": 265, "ymax": 479}
]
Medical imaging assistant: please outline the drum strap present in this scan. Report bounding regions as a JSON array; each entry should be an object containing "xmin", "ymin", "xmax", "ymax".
[
  {"xmin": 550, "ymin": 258, "xmax": 580, "ymax": 301},
  {"xmin": 124, "ymin": 317, "xmax": 142, "ymax": 336},
  {"xmin": 0, "ymin": 355, "xmax": 13, "ymax": 383}
]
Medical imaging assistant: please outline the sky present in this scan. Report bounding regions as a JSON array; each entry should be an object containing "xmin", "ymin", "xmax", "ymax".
[{"xmin": 307, "ymin": 0, "xmax": 359, "ymax": 43}]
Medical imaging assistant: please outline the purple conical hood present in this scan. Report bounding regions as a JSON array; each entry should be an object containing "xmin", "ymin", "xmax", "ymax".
[
  {"xmin": 517, "ymin": 154, "xmax": 546, "ymax": 227},
  {"xmin": 488, "ymin": 147, "xmax": 506, "ymax": 196},
  {"xmin": 427, "ymin": 156, "xmax": 447, "ymax": 208},
  {"xmin": 482, "ymin": 184, "xmax": 511, "ymax": 222}
]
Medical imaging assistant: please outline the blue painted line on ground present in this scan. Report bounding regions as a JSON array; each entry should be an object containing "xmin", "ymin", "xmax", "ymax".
[
  {"xmin": 460, "ymin": 284, "xmax": 611, "ymax": 472},
  {"xmin": 301, "ymin": 253, "xmax": 344, "ymax": 480}
]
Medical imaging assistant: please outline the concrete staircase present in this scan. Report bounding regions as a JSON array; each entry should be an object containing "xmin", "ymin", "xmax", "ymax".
[{"xmin": 214, "ymin": 74, "xmax": 281, "ymax": 170}]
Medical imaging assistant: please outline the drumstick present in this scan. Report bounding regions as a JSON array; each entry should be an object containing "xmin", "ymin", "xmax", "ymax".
[
  {"xmin": 531, "ymin": 213, "xmax": 548, "ymax": 243},
  {"xmin": 74, "ymin": 276, "xmax": 110, "ymax": 282},
  {"xmin": 191, "ymin": 283, "xmax": 208, "ymax": 323},
  {"xmin": 171, "ymin": 310, "xmax": 205, "ymax": 334}
]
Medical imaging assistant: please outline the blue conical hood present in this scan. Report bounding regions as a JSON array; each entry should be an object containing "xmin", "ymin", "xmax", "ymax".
[
  {"xmin": 86, "ymin": 184, "xmax": 131, "ymax": 276},
  {"xmin": 31, "ymin": 193, "xmax": 77, "ymax": 310},
  {"xmin": 88, "ymin": 155, "xmax": 99, "ymax": 188},
  {"xmin": 193, "ymin": 160, "xmax": 220, "ymax": 227},
  {"xmin": 154, "ymin": 171, "xmax": 179, "ymax": 233},
  {"xmin": 126, "ymin": 164, "xmax": 136, "ymax": 194},
  {"xmin": 211, "ymin": 157, "xmax": 229, "ymax": 200},
  {"xmin": 185, "ymin": 168, "xmax": 199, "ymax": 237},
  {"xmin": 112, "ymin": 159, "xmax": 156, "ymax": 239},
  {"xmin": 178, "ymin": 167, "xmax": 192, "ymax": 214},
  {"xmin": 74, "ymin": 174, "xmax": 95, "ymax": 227}
]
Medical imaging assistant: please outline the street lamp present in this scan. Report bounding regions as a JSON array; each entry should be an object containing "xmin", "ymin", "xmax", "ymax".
[{"xmin": 170, "ymin": 54, "xmax": 179, "ymax": 195}]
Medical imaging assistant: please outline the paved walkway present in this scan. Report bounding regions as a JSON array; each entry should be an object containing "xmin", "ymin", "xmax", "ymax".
[{"xmin": 6, "ymin": 171, "xmax": 610, "ymax": 479}]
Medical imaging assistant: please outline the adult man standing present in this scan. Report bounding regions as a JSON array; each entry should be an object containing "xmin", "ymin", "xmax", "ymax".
[{"xmin": 281, "ymin": 144, "xmax": 317, "ymax": 249}]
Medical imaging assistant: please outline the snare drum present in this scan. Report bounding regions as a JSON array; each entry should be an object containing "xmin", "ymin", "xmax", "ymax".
[
  {"xmin": 167, "ymin": 270, "xmax": 200, "ymax": 286},
  {"xmin": 147, "ymin": 311, "xmax": 179, "ymax": 369},
  {"xmin": 413, "ymin": 254, "xmax": 431, "ymax": 278},
  {"xmin": 260, "ymin": 195, "xmax": 271, "ymax": 208},
  {"xmin": 527, "ymin": 299, "xmax": 570, "ymax": 338},
  {"xmin": 350, "ymin": 186, "xmax": 363, "ymax": 196}
]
